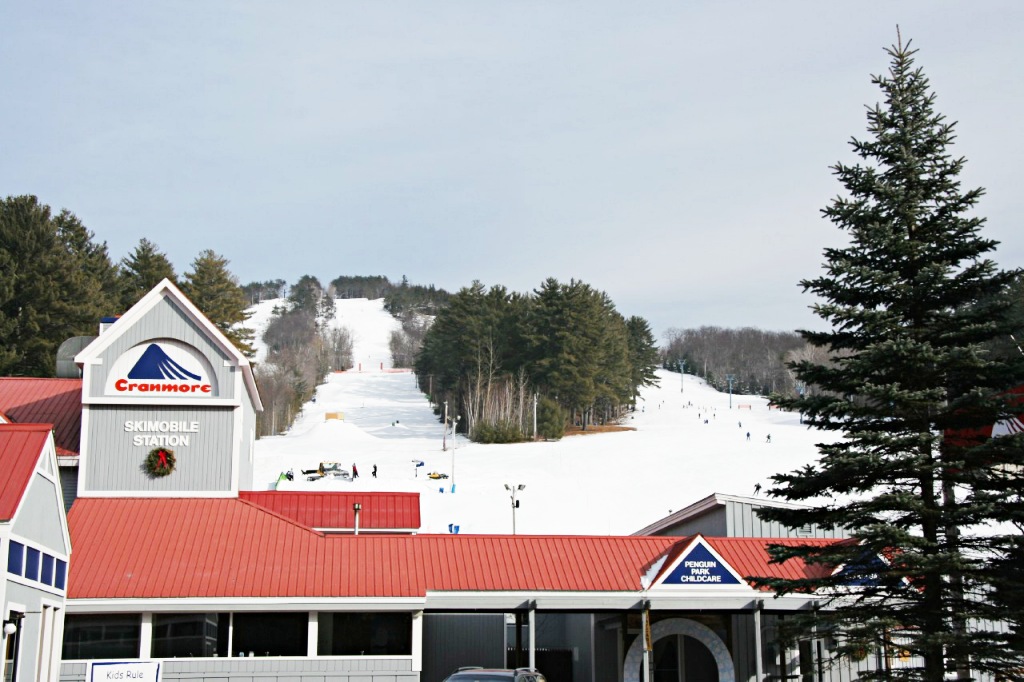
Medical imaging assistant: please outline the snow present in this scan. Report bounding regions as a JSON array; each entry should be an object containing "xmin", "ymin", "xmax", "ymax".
[{"xmin": 253, "ymin": 298, "xmax": 836, "ymax": 536}]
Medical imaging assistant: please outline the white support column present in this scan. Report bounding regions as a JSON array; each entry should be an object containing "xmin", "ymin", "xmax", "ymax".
[
  {"xmin": 307, "ymin": 611, "xmax": 318, "ymax": 657},
  {"xmin": 528, "ymin": 604, "xmax": 536, "ymax": 669},
  {"xmin": 139, "ymin": 613, "xmax": 153, "ymax": 659},
  {"xmin": 226, "ymin": 613, "xmax": 234, "ymax": 657},
  {"xmin": 412, "ymin": 610, "xmax": 423, "ymax": 672},
  {"xmin": 753, "ymin": 601, "xmax": 764, "ymax": 682}
]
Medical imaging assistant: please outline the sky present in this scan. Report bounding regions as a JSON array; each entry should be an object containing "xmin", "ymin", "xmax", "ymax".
[
  {"xmin": 3, "ymin": 2, "xmax": 1023, "ymax": 338},
  {"xmin": 254, "ymin": 297, "xmax": 844, "ymax": 535}
]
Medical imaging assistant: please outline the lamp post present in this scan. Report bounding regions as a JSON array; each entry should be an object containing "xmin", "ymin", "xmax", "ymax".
[
  {"xmin": 796, "ymin": 382, "xmax": 806, "ymax": 424},
  {"xmin": 505, "ymin": 484, "xmax": 526, "ymax": 534},
  {"xmin": 725, "ymin": 374, "xmax": 736, "ymax": 409},
  {"xmin": 450, "ymin": 415, "xmax": 460, "ymax": 490},
  {"xmin": 442, "ymin": 400, "xmax": 448, "ymax": 451}
]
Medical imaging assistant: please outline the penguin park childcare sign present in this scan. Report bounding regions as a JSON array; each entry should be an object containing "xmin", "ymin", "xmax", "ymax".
[
  {"xmin": 662, "ymin": 541, "xmax": 743, "ymax": 586},
  {"xmin": 104, "ymin": 341, "xmax": 216, "ymax": 398}
]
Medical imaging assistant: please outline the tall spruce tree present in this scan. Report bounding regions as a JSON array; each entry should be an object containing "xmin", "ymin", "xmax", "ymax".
[
  {"xmin": 625, "ymin": 315, "xmax": 660, "ymax": 404},
  {"xmin": 180, "ymin": 249, "xmax": 255, "ymax": 357},
  {"xmin": 756, "ymin": 37, "xmax": 1024, "ymax": 680},
  {"xmin": 0, "ymin": 196, "xmax": 120, "ymax": 376},
  {"xmin": 119, "ymin": 238, "xmax": 176, "ymax": 311}
]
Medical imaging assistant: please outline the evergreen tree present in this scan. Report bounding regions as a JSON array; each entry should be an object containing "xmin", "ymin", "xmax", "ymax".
[
  {"xmin": 180, "ymin": 249, "xmax": 254, "ymax": 357},
  {"xmin": 625, "ymin": 315, "xmax": 660, "ymax": 403},
  {"xmin": 755, "ymin": 37, "xmax": 1024, "ymax": 680},
  {"xmin": 119, "ymin": 238, "xmax": 176, "ymax": 311},
  {"xmin": 288, "ymin": 275, "xmax": 325, "ymax": 317},
  {"xmin": 0, "ymin": 196, "xmax": 120, "ymax": 376}
]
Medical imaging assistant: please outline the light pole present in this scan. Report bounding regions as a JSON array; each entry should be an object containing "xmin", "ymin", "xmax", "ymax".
[
  {"xmin": 442, "ymin": 400, "xmax": 448, "ymax": 451},
  {"xmin": 796, "ymin": 382, "xmax": 806, "ymax": 424},
  {"xmin": 505, "ymin": 484, "xmax": 526, "ymax": 534},
  {"xmin": 680, "ymin": 360, "xmax": 686, "ymax": 393},
  {"xmin": 725, "ymin": 374, "xmax": 736, "ymax": 409},
  {"xmin": 450, "ymin": 415, "xmax": 460, "ymax": 490}
]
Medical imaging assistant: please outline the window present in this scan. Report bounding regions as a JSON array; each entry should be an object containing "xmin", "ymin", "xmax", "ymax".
[
  {"xmin": 152, "ymin": 614, "xmax": 228, "ymax": 658},
  {"xmin": 54, "ymin": 561, "xmax": 66, "ymax": 591},
  {"xmin": 62, "ymin": 614, "xmax": 141, "ymax": 660},
  {"xmin": 232, "ymin": 613, "xmax": 306, "ymax": 657},
  {"xmin": 6, "ymin": 542, "xmax": 23, "ymax": 576},
  {"xmin": 40, "ymin": 555, "xmax": 54, "ymax": 587},
  {"xmin": 317, "ymin": 612, "xmax": 411, "ymax": 656},
  {"xmin": 24, "ymin": 549, "xmax": 39, "ymax": 582}
]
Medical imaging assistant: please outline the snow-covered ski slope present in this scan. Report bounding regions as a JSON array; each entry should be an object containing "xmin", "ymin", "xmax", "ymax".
[{"xmin": 252, "ymin": 298, "xmax": 835, "ymax": 536}]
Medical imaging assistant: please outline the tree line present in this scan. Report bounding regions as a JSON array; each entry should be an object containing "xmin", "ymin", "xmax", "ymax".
[
  {"xmin": 662, "ymin": 326, "xmax": 806, "ymax": 397},
  {"xmin": 414, "ymin": 278, "xmax": 659, "ymax": 442},
  {"xmin": 0, "ymin": 195, "xmax": 252, "ymax": 376}
]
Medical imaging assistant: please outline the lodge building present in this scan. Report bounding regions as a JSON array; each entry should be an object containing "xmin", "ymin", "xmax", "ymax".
[{"xmin": 0, "ymin": 280, "xmax": 954, "ymax": 682}]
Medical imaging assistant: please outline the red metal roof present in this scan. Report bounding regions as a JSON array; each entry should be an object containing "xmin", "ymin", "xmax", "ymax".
[
  {"xmin": 0, "ymin": 378, "xmax": 82, "ymax": 457},
  {"xmin": 710, "ymin": 536, "xmax": 836, "ymax": 588},
  {"xmin": 66, "ymin": 498, "xmax": 838, "ymax": 600},
  {"xmin": 0, "ymin": 424, "xmax": 51, "ymax": 522},
  {"xmin": 239, "ymin": 491, "xmax": 420, "ymax": 531}
]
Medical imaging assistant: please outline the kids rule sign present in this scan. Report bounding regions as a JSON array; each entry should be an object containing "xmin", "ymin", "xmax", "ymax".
[{"xmin": 664, "ymin": 542, "xmax": 742, "ymax": 586}]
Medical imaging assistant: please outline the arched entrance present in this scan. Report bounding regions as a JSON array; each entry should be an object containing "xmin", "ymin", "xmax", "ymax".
[{"xmin": 622, "ymin": 617, "xmax": 735, "ymax": 682}]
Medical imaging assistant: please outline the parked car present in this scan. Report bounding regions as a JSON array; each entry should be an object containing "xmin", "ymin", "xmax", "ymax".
[{"xmin": 442, "ymin": 667, "xmax": 546, "ymax": 682}]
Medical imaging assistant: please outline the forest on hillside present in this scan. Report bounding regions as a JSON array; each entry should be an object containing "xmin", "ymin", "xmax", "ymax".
[
  {"xmin": 8, "ymin": 192, "xmax": 1021, "ymax": 442},
  {"xmin": 661, "ymin": 327, "xmax": 807, "ymax": 398},
  {"xmin": 414, "ymin": 278, "xmax": 660, "ymax": 442}
]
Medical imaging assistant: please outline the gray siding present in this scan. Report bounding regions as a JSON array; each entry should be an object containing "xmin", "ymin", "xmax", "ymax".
[
  {"xmin": 592, "ymin": 616, "xmax": 620, "ymax": 682},
  {"xmin": 730, "ymin": 614, "xmax": 757, "ymax": 681},
  {"xmin": 726, "ymin": 500, "xmax": 848, "ymax": 540},
  {"xmin": 83, "ymin": 406, "xmax": 235, "ymax": 493},
  {"xmin": 86, "ymin": 297, "xmax": 235, "ymax": 401},
  {"xmin": 562, "ymin": 614, "xmax": 593, "ymax": 682},
  {"xmin": 7, "ymin": 581, "xmax": 65, "ymax": 682},
  {"xmin": 238, "ymin": 399, "xmax": 258, "ymax": 490},
  {"xmin": 421, "ymin": 614, "xmax": 504, "ymax": 682},
  {"xmin": 60, "ymin": 658, "xmax": 416, "ymax": 682},
  {"xmin": 12, "ymin": 472, "xmax": 69, "ymax": 555},
  {"xmin": 59, "ymin": 467, "xmax": 79, "ymax": 513},
  {"xmin": 662, "ymin": 509, "xmax": 728, "ymax": 537}
]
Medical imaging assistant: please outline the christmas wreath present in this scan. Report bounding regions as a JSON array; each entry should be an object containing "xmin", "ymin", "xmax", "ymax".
[{"xmin": 144, "ymin": 447, "xmax": 176, "ymax": 477}]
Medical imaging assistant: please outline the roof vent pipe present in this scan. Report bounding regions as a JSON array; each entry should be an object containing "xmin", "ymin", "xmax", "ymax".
[{"xmin": 353, "ymin": 502, "xmax": 362, "ymax": 535}]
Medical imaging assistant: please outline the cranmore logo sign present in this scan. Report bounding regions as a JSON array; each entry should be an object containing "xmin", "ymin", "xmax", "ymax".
[{"xmin": 105, "ymin": 341, "xmax": 215, "ymax": 397}]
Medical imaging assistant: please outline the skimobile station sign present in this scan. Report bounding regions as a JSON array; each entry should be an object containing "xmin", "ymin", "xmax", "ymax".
[{"xmin": 104, "ymin": 341, "xmax": 216, "ymax": 398}]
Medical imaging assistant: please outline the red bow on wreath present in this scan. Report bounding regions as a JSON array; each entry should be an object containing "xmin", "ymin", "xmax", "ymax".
[{"xmin": 157, "ymin": 450, "xmax": 169, "ymax": 469}]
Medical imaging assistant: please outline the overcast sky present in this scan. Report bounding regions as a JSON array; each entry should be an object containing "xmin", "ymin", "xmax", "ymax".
[{"xmin": 3, "ymin": 2, "xmax": 1022, "ymax": 338}]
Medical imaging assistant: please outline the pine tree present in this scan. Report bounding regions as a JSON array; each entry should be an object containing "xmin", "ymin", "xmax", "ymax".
[
  {"xmin": 755, "ymin": 37, "xmax": 1024, "ymax": 680},
  {"xmin": 180, "ymin": 249, "xmax": 254, "ymax": 357},
  {"xmin": 625, "ymin": 315, "xmax": 660, "ymax": 403},
  {"xmin": 119, "ymin": 238, "xmax": 176, "ymax": 311},
  {"xmin": 0, "ymin": 196, "xmax": 120, "ymax": 376}
]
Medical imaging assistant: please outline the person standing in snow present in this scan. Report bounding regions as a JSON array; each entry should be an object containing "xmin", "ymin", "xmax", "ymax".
[
  {"xmin": 765, "ymin": 434, "xmax": 771, "ymax": 444},
  {"xmin": 352, "ymin": 463, "xmax": 359, "ymax": 478},
  {"xmin": 372, "ymin": 464, "xmax": 377, "ymax": 478}
]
